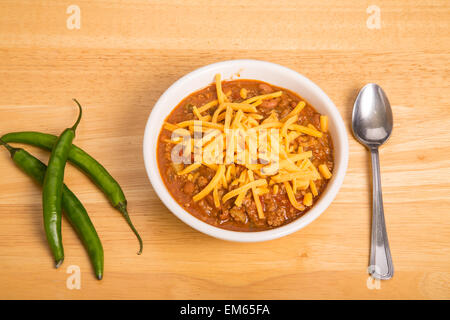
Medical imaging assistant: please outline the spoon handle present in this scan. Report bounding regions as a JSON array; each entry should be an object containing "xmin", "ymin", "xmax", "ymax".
[{"xmin": 369, "ymin": 148, "xmax": 394, "ymax": 279}]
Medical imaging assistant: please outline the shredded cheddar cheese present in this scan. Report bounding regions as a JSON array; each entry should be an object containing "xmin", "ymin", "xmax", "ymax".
[
  {"xmin": 320, "ymin": 115, "xmax": 328, "ymax": 132},
  {"xmin": 284, "ymin": 181, "xmax": 305, "ymax": 211},
  {"xmin": 177, "ymin": 163, "xmax": 201, "ymax": 175},
  {"xmin": 163, "ymin": 73, "xmax": 333, "ymax": 216},
  {"xmin": 240, "ymin": 88, "xmax": 247, "ymax": 99},
  {"xmin": 177, "ymin": 120, "xmax": 224, "ymax": 131},
  {"xmin": 310, "ymin": 180, "xmax": 318, "ymax": 197},
  {"xmin": 281, "ymin": 101, "xmax": 305, "ymax": 121},
  {"xmin": 243, "ymin": 91, "xmax": 282, "ymax": 104},
  {"xmin": 215, "ymin": 74, "xmax": 226, "ymax": 105},
  {"xmin": 273, "ymin": 184, "xmax": 279, "ymax": 194},
  {"xmin": 222, "ymin": 179, "xmax": 267, "ymax": 203},
  {"xmin": 289, "ymin": 124, "xmax": 323, "ymax": 138},
  {"xmin": 192, "ymin": 165, "xmax": 225, "ymax": 201},
  {"xmin": 213, "ymin": 186, "xmax": 221, "ymax": 208},
  {"xmin": 163, "ymin": 122, "xmax": 180, "ymax": 132},
  {"xmin": 198, "ymin": 100, "xmax": 219, "ymax": 113},
  {"xmin": 319, "ymin": 164, "xmax": 332, "ymax": 179},
  {"xmin": 303, "ymin": 192, "xmax": 313, "ymax": 206},
  {"xmin": 248, "ymin": 170, "xmax": 264, "ymax": 219}
]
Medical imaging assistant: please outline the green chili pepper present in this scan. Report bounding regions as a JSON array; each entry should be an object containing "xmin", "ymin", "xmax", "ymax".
[
  {"xmin": 0, "ymin": 140, "xmax": 104, "ymax": 279},
  {"xmin": 42, "ymin": 99, "xmax": 83, "ymax": 267},
  {"xmin": 1, "ymin": 130, "xmax": 143, "ymax": 255}
]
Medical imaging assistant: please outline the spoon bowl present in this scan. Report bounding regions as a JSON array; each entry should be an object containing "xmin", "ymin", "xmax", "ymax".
[{"xmin": 352, "ymin": 84, "xmax": 393, "ymax": 148}]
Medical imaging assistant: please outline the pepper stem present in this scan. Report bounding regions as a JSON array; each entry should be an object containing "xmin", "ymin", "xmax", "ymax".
[
  {"xmin": 71, "ymin": 99, "xmax": 83, "ymax": 131},
  {"xmin": 118, "ymin": 203, "xmax": 143, "ymax": 255},
  {"xmin": 0, "ymin": 138, "xmax": 17, "ymax": 157}
]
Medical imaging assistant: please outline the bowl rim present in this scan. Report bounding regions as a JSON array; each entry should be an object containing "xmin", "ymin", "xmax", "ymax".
[{"xmin": 143, "ymin": 59, "xmax": 348, "ymax": 242}]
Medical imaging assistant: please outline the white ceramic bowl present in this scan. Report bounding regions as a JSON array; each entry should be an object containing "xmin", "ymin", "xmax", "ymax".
[{"xmin": 143, "ymin": 59, "xmax": 348, "ymax": 242}]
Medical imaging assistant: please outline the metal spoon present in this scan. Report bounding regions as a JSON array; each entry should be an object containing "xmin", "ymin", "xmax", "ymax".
[{"xmin": 352, "ymin": 84, "xmax": 394, "ymax": 280}]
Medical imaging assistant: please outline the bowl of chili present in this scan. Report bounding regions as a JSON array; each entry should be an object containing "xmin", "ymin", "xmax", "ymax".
[{"xmin": 143, "ymin": 59, "xmax": 348, "ymax": 242}]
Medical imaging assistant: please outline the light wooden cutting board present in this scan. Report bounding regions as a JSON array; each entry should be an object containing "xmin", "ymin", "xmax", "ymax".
[{"xmin": 0, "ymin": 0, "xmax": 449, "ymax": 299}]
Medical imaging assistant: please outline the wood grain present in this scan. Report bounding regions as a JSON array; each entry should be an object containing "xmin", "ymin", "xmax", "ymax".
[{"xmin": 0, "ymin": 0, "xmax": 449, "ymax": 299}]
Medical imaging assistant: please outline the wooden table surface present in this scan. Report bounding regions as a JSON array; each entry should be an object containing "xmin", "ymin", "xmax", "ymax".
[{"xmin": 0, "ymin": 0, "xmax": 449, "ymax": 300}]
